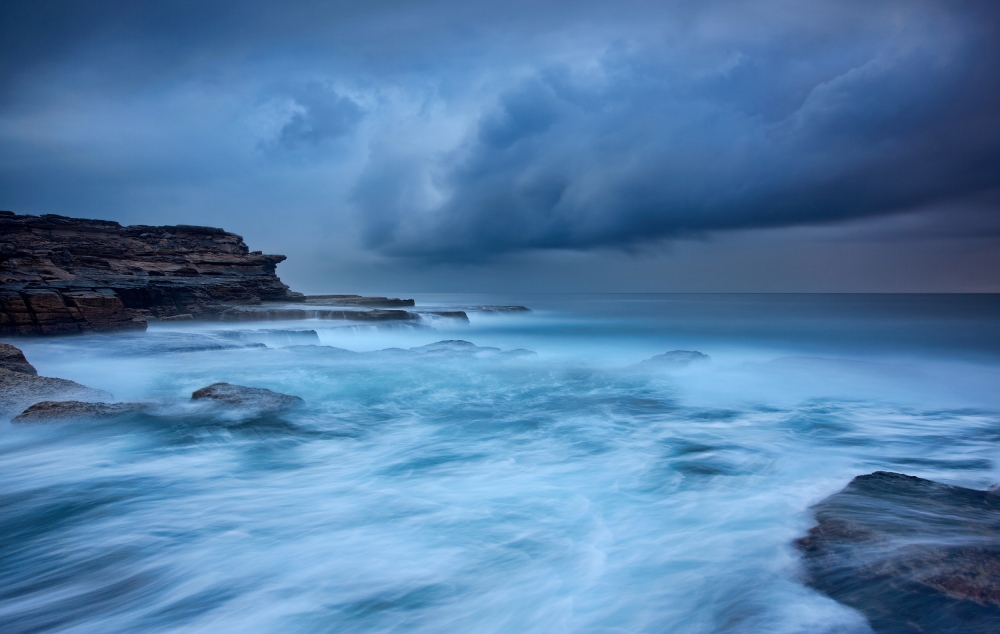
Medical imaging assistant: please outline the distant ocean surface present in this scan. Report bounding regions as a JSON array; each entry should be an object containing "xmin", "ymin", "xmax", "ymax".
[{"xmin": 3, "ymin": 293, "xmax": 1000, "ymax": 633}]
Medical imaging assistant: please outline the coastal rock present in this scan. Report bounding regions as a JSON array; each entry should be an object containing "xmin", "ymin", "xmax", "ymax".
[
  {"xmin": 0, "ymin": 342, "xmax": 37, "ymax": 374},
  {"xmin": 1, "ymin": 211, "xmax": 297, "ymax": 334},
  {"xmin": 301, "ymin": 294, "xmax": 415, "ymax": 308},
  {"xmin": 796, "ymin": 471, "xmax": 1000, "ymax": 634},
  {"xmin": 12, "ymin": 400, "xmax": 149, "ymax": 423},
  {"xmin": 469, "ymin": 305, "xmax": 531, "ymax": 313},
  {"xmin": 0, "ymin": 368, "xmax": 112, "ymax": 419},
  {"xmin": 374, "ymin": 340, "xmax": 536, "ymax": 359},
  {"xmin": 641, "ymin": 350, "xmax": 710, "ymax": 367},
  {"xmin": 191, "ymin": 382, "xmax": 303, "ymax": 410},
  {"xmin": 216, "ymin": 307, "xmax": 419, "ymax": 322}
]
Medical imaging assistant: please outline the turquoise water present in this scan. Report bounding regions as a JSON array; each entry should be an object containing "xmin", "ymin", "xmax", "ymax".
[{"xmin": 2, "ymin": 294, "xmax": 999, "ymax": 633}]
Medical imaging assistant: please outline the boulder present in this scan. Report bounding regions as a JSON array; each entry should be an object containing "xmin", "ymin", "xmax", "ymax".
[
  {"xmin": 796, "ymin": 471, "xmax": 1000, "ymax": 634},
  {"xmin": 12, "ymin": 400, "xmax": 149, "ymax": 423},
  {"xmin": 191, "ymin": 382, "xmax": 303, "ymax": 410},
  {"xmin": 0, "ymin": 342, "xmax": 37, "ymax": 374}
]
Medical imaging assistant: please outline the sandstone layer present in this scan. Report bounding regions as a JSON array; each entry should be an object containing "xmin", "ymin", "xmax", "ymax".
[{"xmin": 1, "ymin": 211, "xmax": 297, "ymax": 335}]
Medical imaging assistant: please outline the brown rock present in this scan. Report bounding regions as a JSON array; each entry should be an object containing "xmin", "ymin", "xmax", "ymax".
[
  {"xmin": 796, "ymin": 471, "xmax": 1000, "ymax": 633},
  {"xmin": 0, "ymin": 343, "xmax": 37, "ymax": 374},
  {"xmin": 1, "ymin": 212, "xmax": 296, "ymax": 335},
  {"xmin": 12, "ymin": 400, "xmax": 149, "ymax": 422},
  {"xmin": 192, "ymin": 382, "xmax": 303, "ymax": 410},
  {"xmin": 0, "ymin": 367, "xmax": 112, "ymax": 419}
]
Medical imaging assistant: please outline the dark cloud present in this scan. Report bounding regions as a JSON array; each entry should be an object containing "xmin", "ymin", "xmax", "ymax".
[{"xmin": 1, "ymin": 0, "xmax": 998, "ymax": 283}]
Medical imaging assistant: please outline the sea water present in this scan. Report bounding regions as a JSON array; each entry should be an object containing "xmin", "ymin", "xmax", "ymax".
[{"xmin": 2, "ymin": 294, "xmax": 999, "ymax": 633}]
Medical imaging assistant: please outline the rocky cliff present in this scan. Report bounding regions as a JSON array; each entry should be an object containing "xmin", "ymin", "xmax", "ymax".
[{"xmin": 1, "ymin": 211, "xmax": 298, "ymax": 335}]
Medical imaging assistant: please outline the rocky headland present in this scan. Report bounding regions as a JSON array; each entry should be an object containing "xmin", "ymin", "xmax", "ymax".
[
  {"xmin": 1, "ymin": 211, "xmax": 534, "ymax": 335},
  {"xmin": 1, "ymin": 211, "xmax": 301, "ymax": 334}
]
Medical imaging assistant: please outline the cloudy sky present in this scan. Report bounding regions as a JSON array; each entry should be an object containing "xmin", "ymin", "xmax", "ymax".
[{"xmin": 2, "ymin": 0, "xmax": 999, "ymax": 292}]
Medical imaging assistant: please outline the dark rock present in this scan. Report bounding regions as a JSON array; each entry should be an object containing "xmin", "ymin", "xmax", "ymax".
[
  {"xmin": 191, "ymin": 382, "xmax": 303, "ymax": 410},
  {"xmin": 214, "ymin": 329, "xmax": 320, "ymax": 347},
  {"xmin": 301, "ymin": 294, "xmax": 415, "ymax": 307},
  {"xmin": 12, "ymin": 400, "xmax": 149, "ymax": 422},
  {"xmin": 470, "ymin": 305, "xmax": 531, "ymax": 313},
  {"xmin": 1, "ymin": 212, "xmax": 296, "ymax": 334},
  {"xmin": 0, "ymin": 342, "xmax": 37, "ymax": 374},
  {"xmin": 796, "ymin": 471, "xmax": 1000, "ymax": 633},
  {"xmin": 0, "ymin": 368, "xmax": 112, "ymax": 419},
  {"xmin": 641, "ymin": 350, "xmax": 710, "ymax": 366},
  {"xmin": 424, "ymin": 311, "xmax": 470, "ymax": 321},
  {"xmin": 217, "ymin": 307, "xmax": 419, "ymax": 322}
]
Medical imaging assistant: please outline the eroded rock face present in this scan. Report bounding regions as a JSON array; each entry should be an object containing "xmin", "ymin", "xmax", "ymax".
[
  {"xmin": 191, "ymin": 382, "xmax": 303, "ymax": 410},
  {"xmin": 13, "ymin": 400, "xmax": 149, "ymax": 422},
  {"xmin": 0, "ymin": 368, "xmax": 112, "ymax": 419},
  {"xmin": 796, "ymin": 471, "xmax": 1000, "ymax": 634},
  {"xmin": 1, "ymin": 211, "xmax": 297, "ymax": 335},
  {"xmin": 0, "ymin": 342, "xmax": 37, "ymax": 374}
]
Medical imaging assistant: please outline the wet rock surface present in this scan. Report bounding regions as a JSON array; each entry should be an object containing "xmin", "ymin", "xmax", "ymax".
[
  {"xmin": 191, "ymin": 382, "xmax": 303, "ymax": 410},
  {"xmin": 0, "ymin": 342, "xmax": 37, "ymax": 374},
  {"xmin": 796, "ymin": 471, "xmax": 1000, "ymax": 634},
  {"xmin": 13, "ymin": 400, "xmax": 149, "ymax": 423},
  {"xmin": 1, "ymin": 211, "xmax": 296, "ymax": 334},
  {"xmin": 299, "ymin": 294, "xmax": 414, "ymax": 308},
  {"xmin": 0, "ymin": 368, "xmax": 112, "ymax": 420}
]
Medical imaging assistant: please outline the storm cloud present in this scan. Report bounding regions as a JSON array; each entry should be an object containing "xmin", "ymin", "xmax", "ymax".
[{"xmin": 1, "ymin": 0, "xmax": 999, "ymax": 286}]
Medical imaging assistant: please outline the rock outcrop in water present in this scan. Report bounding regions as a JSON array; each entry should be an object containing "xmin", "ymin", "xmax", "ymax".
[
  {"xmin": 192, "ymin": 382, "xmax": 303, "ymax": 411},
  {"xmin": 640, "ymin": 350, "xmax": 710, "ymax": 367},
  {"xmin": 13, "ymin": 400, "xmax": 149, "ymax": 423},
  {"xmin": 796, "ymin": 471, "xmax": 1000, "ymax": 634},
  {"xmin": 1, "ymin": 211, "xmax": 299, "ymax": 334},
  {"xmin": 0, "ymin": 345, "xmax": 113, "ymax": 419}
]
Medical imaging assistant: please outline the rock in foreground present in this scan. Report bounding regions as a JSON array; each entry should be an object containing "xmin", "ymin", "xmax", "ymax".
[
  {"xmin": 13, "ymin": 400, "xmax": 149, "ymax": 422},
  {"xmin": 796, "ymin": 471, "xmax": 1000, "ymax": 634},
  {"xmin": 192, "ymin": 382, "xmax": 303, "ymax": 410}
]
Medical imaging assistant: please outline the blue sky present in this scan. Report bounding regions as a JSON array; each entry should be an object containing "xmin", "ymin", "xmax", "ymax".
[{"xmin": 2, "ymin": 0, "xmax": 998, "ymax": 292}]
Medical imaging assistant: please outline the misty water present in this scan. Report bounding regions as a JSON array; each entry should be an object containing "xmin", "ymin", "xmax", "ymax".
[{"xmin": 3, "ymin": 294, "xmax": 1000, "ymax": 634}]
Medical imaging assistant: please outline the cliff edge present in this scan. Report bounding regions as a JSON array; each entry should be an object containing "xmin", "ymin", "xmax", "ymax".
[{"xmin": 1, "ymin": 211, "xmax": 297, "ymax": 335}]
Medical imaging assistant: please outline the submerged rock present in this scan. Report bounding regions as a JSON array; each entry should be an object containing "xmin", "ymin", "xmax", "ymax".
[
  {"xmin": 192, "ymin": 382, "xmax": 303, "ymax": 410},
  {"xmin": 0, "ymin": 368, "xmax": 112, "ymax": 419},
  {"xmin": 469, "ymin": 305, "xmax": 531, "ymax": 313},
  {"xmin": 215, "ymin": 329, "xmax": 320, "ymax": 347},
  {"xmin": 0, "ymin": 342, "xmax": 37, "ymax": 375},
  {"xmin": 641, "ymin": 350, "xmax": 710, "ymax": 367},
  {"xmin": 13, "ymin": 400, "xmax": 149, "ymax": 422},
  {"xmin": 796, "ymin": 471, "xmax": 1000, "ymax": 634}
]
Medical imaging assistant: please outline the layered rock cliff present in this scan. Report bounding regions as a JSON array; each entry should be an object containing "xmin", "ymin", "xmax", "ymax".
[{"xmin": 1, "ymin": 211, "xmax": 298, "ymax": 335}]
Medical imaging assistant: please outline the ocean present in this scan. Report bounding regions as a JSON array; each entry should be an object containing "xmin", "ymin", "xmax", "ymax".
[{"xmin": 2, "ymin": 293, "xmax": 999, "ymax": 633}]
